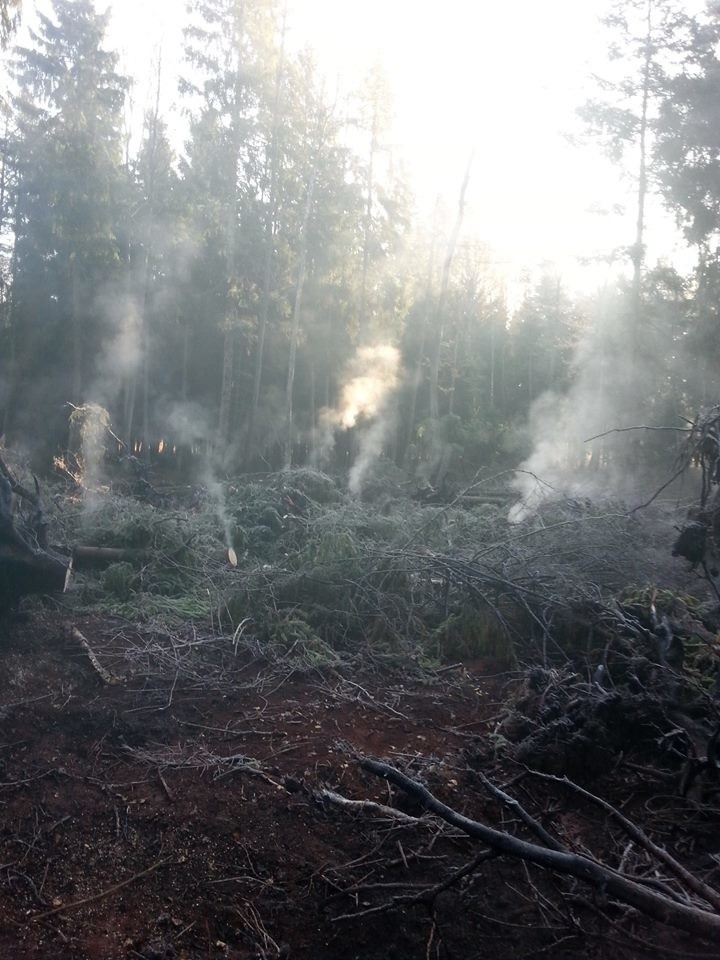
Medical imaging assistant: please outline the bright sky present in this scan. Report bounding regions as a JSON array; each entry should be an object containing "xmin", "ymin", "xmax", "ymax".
[{"xmin": 16, "ymin": 0, "xmax": 695, "ymax": 294}]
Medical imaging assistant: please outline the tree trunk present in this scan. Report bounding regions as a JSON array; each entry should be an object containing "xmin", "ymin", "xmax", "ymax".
[
  {"xmin": 71, "ymin": 264, "xmax": 82, "ymax": 404},
  {"xmin": 245, "ymin": 9, "xmax": 287, "ymax": 464},
  {"xmin": 284, "ymin": 173, "xmax": 315, "ymax": 468},
  {"xmin": 631, "ymin": 0, "xmax": 652, "ymax": 355},
  {"xmin": 429, "ymin": 154, "xmax": 473, "ymax": 422},
  {"xmin": 404, "ymin": 208, "xmax": 439, "ymax": 465},
  {"xmin": 217, "ymin": 320, "xmax": 236, "ymax": 451},
  {"xmin": 217, "ymin": 3, "xmax": 247, "ymax": 453},
  {"xmin": 359, "ymin": 100, "xmax": 378, "ymax": 339}
]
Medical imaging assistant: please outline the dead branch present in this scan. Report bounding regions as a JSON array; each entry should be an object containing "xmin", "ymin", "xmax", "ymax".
[
  {"xmin": 526, "ymin": 769, "xmax": 720, "ymax": 913},
  {"xmin": 331, "ymin": 848, "xmax": 496, "ymax": 922},
  {"xmin": 360, "ymin": 758, "xmax": 720, "ymax": 941},
  {"xmin": 318, "ymin": 788, "xmax": 426, "ymax": 825},
  {"xmin": 28, "ymin": 858, "xmax": 171, "ymax": 922},
  {"xmin": 472, "ymin": 769, "xmax": 564, "ymax": 852},
  {"xmin": 67, "ymin": 627, "xmax": 122, "ymax": 685},
  {"xmin": 584, "ymin": 425, "xmax": 690, "ymax": 443}
]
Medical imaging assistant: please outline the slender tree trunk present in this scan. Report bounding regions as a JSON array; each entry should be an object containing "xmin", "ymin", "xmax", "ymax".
[
  {"xmin": 217, "ymin": 13, "xmax": 245, "ymax": 453},
  {"xmin": 0, "ymin": 131, "xmax": 13, "ymax": 437},
  {"xmin": 631, "ymin": 0, "xmax": 652, "ymax": 354},
  {"xmin": 309, "ymin": 361, "xmax": 316, "ymax": 464},
  {"xmin": 405, "ymin": 205, "xmax": 439, "ymax": 464},
  {"xmin": 489, "ymin": 313, "xmax": 496, "ymax": 411},
  {"xmin": 71, "ymin": 263, "xmax": 82, "ymax": 404},
  {"xmin": 218, "ymin": 318, "xmax": 236, "ymax": 450},
  {"xmin": 429, "ymin": 153, "xmax": 473, "ymax": 422},
  {"xmin": 178, "ymin": 312, "xmax": 191, "ymax": 471},
  {"xmin": 448, "ymin": 301, "xmax": 463, "ymax": 416},
  {"xmin": 246, "ymin": 7, "xmax": 287, "ymax": 463},
  {"xmin": 126, "ymin": 58, "xmax": 162, "ymax": 457},
  {"xmin": 359, "ymin": 101, "xmax": 378, "ymax": 339},
  {"xmin": 284, "ymin": 173, "xmax": 315, "ymax": 469},
  {"xmin": 1, "ymin": 210, "xmax": 18, "ymax": 439},
  {"xmin": 141, "ymin": 283, "xmax": 151, "ymax": 462}
]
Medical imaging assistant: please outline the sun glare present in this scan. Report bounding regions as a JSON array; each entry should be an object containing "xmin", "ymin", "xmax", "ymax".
[{"xmin": 22, "ymin": 0, "xmax": 676, "ymax": 293}]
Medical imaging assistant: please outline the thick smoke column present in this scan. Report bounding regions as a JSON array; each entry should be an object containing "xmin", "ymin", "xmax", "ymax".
[
  {"xmin": 509, "ymin": 293, "xmax": 659, "ymax": 522},
  {"xmin": 315, "ymin": 344, "xmax": 401, "ymax": 492}
]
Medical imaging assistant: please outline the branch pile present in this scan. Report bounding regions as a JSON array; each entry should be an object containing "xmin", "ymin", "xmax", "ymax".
[{"xmin": 672, "ymin": 405, "xmax": 720, "ymax": 585}]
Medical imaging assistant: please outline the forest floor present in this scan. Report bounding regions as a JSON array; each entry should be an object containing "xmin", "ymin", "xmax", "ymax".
[
  {"xmin": 0, "ymin": 613, "xmax": 508, "ymax": 960},
  {"xmin": 0, "ymin": 610, "xmax": 716, "ymax": 960},
  {"xmin": 0, "ymin": 465, "xmax": 718, "ymax": 959}
]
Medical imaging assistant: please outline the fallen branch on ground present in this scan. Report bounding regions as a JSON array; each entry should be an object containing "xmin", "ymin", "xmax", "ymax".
[
  {"xmin": 526, "ymin": 769, "xmax": 720, "ymax": 914},
  {"xmin": 67, "ymin": 626, "xmax": 122, "ymax": 685},
  {"xmin": 28, "ymin": 858, "xmax": 171, "ymax": 922},
  {"xmin": 360, "ymin": 758, "xmax": 720, "ymax": 941},
  {"xmin": 318, "ymin": 788, "xmax": 427, "ymax": 825}
]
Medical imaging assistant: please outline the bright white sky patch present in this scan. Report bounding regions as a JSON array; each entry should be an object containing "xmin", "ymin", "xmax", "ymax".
[{"xmin": 13, "ymin": 0, "xmax": 695, "ymax": 294}]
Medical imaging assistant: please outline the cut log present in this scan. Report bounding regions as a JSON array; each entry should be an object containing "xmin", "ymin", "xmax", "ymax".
[
  {"xmin": 72, "ymin": 545, "xmax": 237, "ymax": 569},
  {"xmin": 0, "ymin": 544, "xmax": 72, "ymax": 606},
  {"xmin": 72, "ymin": 545, "xmax": 148, "ymax": 569}
]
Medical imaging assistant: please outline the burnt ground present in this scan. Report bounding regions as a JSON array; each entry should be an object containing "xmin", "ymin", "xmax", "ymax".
[{"xmin": 0, "ymin": 612, "xmax": 717, "ymax": 960}]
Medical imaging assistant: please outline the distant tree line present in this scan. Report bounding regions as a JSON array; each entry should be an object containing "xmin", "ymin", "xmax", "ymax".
[{"xmin": 0, "ymin": 0, "xmax": 718, "ymax": 480}]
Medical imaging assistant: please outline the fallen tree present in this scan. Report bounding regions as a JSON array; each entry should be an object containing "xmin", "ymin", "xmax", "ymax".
[{"xmin": 0, "ymin": 452, "xmax": 71, "ymax": 609}]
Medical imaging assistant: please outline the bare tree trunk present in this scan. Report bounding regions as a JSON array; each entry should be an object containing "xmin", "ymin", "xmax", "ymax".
[
  {"xmin": 489, "ymin": 312, "xmax": 496, "ymax": 411},
  {"xmin": 217, "ymin": 319, "xmax": 236, "ymax": 450},
  {"xmin": 429, "ymin": 154, "xmax": 473, "ymax": 422},
  {"xmin": 125, "ymin": 57, "xmax": 163, "ymax": 458},
  {"xmin": 1, "ymin": 205, "xmax": 18, "ymax": 439},
  {"xmin": 217, "ymin": 4, "xmax": 246, "ymax": 453},
  {"xmin": 631, "ymin": 0, "xmax": 652, "ymax": 355},
  {"xmin": 359, "ymin": 101, "xmax": 378, "ymax": 339},
  {"xmin": 246, "ymin": 7, "xmax": 287, "ymax": 463},
  {"xmin": 284, "ymin": 173, "xmax": 315, "ymax": 468},
  {"xmin": 71, "ymin": 264, "xmax": 82, "ymax": 404},
  {"xmin": 309, "ymin": 361, "xmax": 316, "ymax": 464},
  {"xmin": 448, "ymin": 292, "xmax": 467, "ymax": 416},
  {"xmin": 404, "ymin": 205, "xmax": 439, "ymax": 465},
  {"xmin": 140, "ymin": 255, "xmax": 152, "ymax": 462}
]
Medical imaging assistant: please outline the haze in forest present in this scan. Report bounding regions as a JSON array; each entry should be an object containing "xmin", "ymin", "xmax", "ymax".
[
  {"xmin": 0, "ymin": 0, "xmax": 718, "ymax": 517},
  {"xmin": 13, "ymin": 0, "xmax": 689, "ymax": 290}
]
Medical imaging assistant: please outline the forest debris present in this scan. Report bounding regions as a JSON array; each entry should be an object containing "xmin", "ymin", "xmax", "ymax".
[
  {"xmin": 67, "ymin": 626, "xmax": 122, "ymax": 685},
  {"xmin": 669, "ymin": 405, "xmax": 720, "ymax": 584},
  {"xmin": 28, "ymin": 858, "xmax": 172, "ymax": 922},
  {"xmin": 0, "ymin": 452, "xmax": 72, "ymax": 608},
  {"xmin": 360, "ymin": 757, "xmax": 720, "ymax": 941},
  {"xmin": 526, "ymin": 768, "xmax": 720, "ymax": 913},
  {"xmin": 317, "ymin": 788, "xmax": 426, "ymax": 825}
]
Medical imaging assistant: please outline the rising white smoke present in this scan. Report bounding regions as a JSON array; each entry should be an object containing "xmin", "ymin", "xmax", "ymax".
[
  {"xmin": 509, "ymin": 290, "xmax": 661, "ymax": 522},
  {"xmin": 93, "ymin": 296, "xmax": 142, "ymax": 397},
  {"xmin": 315, "ymin": 343, "xmax": 401, "ymax": 493}
]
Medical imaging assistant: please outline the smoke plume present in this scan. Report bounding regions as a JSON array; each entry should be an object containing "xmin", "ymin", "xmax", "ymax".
[
  {"xmin": 509, "ymin": 291, "xmax": 668, "ymax": 522},
  {"xmin": 315, "ymin": 343, "xmax": 401, "ymax": 492}
]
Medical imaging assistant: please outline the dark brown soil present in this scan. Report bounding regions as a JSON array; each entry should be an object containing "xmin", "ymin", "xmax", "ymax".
[{"xmin": 0, "ymin": 612, "xmax": 716, "ymax": 960}]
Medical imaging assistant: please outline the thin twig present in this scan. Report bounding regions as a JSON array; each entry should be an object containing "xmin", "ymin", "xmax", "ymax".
[{"xmin": 29, "ymin": 858, "xmax": 172, "ymax": 922}]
